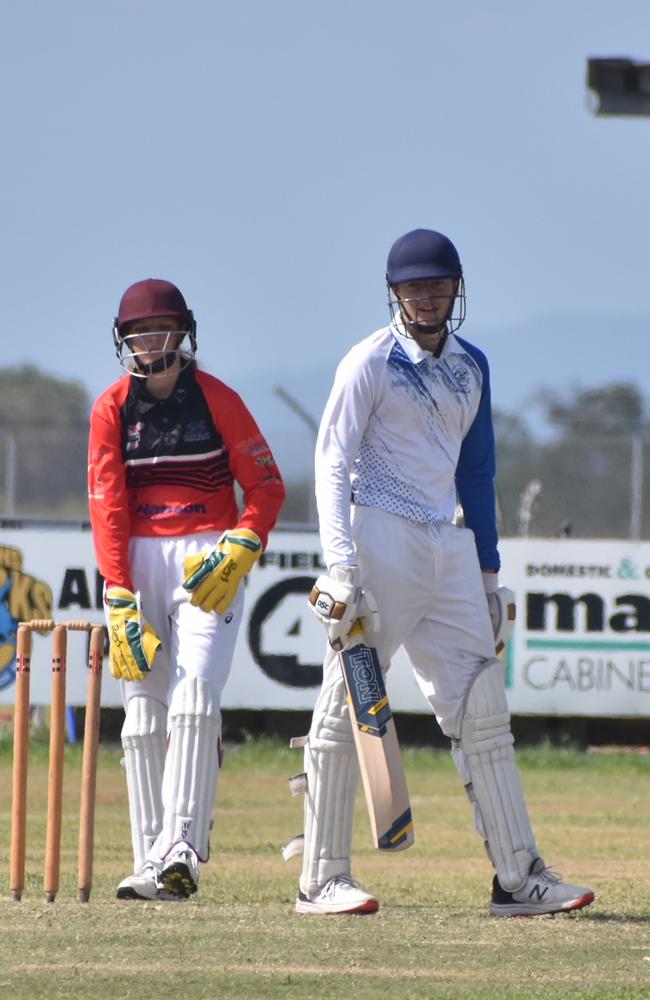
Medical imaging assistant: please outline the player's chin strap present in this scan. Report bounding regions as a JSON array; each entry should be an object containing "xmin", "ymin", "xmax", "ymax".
[
  {"xmin": 133, "ymin": 352, "xmax": 179, "ymax": 375},
  {"xmin": 396, "ymin": 302, "xmax": 449, "ymax": 336},
  {"xmin": 403, "ymin": 316, "xmax": 450, "ymax": 357},
  {"xmin": 431, "ymin": 330, "xmax": 448, "ymax": 358},
  {"xmin": 392, "ymin": 307, "xmax": 450, "ymax": 357},
  {"xmin": 451, "ymin": 659, "xmax": 539, "ymax": 893}
]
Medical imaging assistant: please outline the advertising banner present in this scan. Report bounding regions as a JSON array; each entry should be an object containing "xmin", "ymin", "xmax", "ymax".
[
  {"xmin": 504, "ymin": 539, "xmax": 650, "ymax": 717},
  {"xmin": 1, "ymin": 527, "xmax": 649, "ymax": 717}
]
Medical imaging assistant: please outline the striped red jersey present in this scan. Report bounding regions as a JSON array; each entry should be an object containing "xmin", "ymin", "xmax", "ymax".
[{"xmin": 88, "ymin": 366, "xmax": 285, "ymax": 590}]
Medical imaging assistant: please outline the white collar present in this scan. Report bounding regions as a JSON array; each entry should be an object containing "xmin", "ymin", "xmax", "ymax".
[{"xmin": 389, "ymin": 319, "xmax": 452, "ymax": 365}]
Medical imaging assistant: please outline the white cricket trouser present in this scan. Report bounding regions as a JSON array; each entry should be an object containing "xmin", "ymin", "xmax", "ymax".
[
  {"xmin": 119, "ymin": 532, "xmax": 244, "ymax": 711},
  {"xmin": 339, "ymin": 504, "xmax": 495, "ymax": 737}
]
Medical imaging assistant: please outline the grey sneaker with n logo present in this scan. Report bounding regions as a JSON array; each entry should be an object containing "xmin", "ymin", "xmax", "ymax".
[{"xmin": 490, "ymin": 858, "xmax": 595, "ymax": 917}]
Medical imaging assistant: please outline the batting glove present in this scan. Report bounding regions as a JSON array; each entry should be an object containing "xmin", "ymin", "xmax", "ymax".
[
  {"xmin": 182, "ymin": 528, "xmax": 262, "ymax": 614},
  {"xmin": 309, "ymin": 564, "xmax": 380, "ymax": 652},
  {"xmin": 483, "ymin": 572, "xmax": 516, "ymax": 655},
  {"xmin": 106, "ymin": 587, "xmax": 161, "ymax": 682}
]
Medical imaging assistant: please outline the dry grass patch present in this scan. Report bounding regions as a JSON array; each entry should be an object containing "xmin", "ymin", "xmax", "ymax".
[{"xmin": 1, "ymin": 738, "xmax": 650, "ymax": 998}]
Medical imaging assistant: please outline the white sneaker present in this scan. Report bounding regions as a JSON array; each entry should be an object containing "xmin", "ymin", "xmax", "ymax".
[
  {"xmin": 490, "ymin": 858, "xmax": 595, "ymax": 917},
  {"xmin": 159, "ymin": 844, "xmax": 200, "ymax": 898},
  {"xmin": 116, "ymin": 862, "xmax": 184, "ymax": 902},
  {"xmin": 295, "ymin": 875, "xmax": 379, "ymax": 915}
]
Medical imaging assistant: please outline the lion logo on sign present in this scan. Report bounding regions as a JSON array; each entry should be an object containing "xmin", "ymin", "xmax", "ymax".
[{"xmin": 0, "ymin": 546, "xmax": 53, "ymax": 690}]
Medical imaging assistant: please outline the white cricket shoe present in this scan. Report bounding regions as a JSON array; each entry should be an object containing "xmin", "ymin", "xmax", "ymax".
[
  {"xmin": 295, "ymin": 875, "xmax": 379, "ymax": 915},
  {"xmin": 116, "ymin": 862, "xmax": 184, "ymax": 902},
  {"xmin": 490, "ymin": 858, "xmax": 595, "ymax": 917},
  {"xmin": 159, "ymin": 843, "xmax": 200, "ymax": 898}
]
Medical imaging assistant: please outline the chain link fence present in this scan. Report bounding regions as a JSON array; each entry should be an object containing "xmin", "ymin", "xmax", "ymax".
[
  {"xmin": 497, "ymin": 434, "xmax": 650, "ymax": 539},
  {"xmin": 1, "ymin": 429, "xmax": 648, "ymax": 538},
  {"xmin": 1, "ymin": 429, "xmax": 89, "ymax": 519}
]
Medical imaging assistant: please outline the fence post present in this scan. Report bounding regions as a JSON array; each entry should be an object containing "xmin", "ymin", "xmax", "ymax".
[
  {"xmin": 630, "ymin": 433, "xmax": 643, "ymax": 540},
  {"xmin": 4, "ymin": 432, "xmax": 16, "ymax": 515}
]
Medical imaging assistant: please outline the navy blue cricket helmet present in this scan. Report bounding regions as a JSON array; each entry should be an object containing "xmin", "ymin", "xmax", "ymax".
[
  {"xmin": 386, "ymin": 228, "xmax": 466, "ymax": 336},
  {"xmin": 386, "ymin": 229, "xmax": 462, "ymax": 284}
]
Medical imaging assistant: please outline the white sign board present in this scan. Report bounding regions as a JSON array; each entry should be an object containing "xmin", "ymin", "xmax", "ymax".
[
  {"xmin": 503, "ymin": 538, "xmax": 650, "ymax": 717},
  {"xmin": 1, "ymin": 528, "xmax": 649, "ymax": 717}
]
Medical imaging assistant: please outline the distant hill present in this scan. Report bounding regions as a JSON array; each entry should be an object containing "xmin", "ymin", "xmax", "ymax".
[{"xmin": 185, "ymin": 311, "xmax": 650, "ymax": 481}]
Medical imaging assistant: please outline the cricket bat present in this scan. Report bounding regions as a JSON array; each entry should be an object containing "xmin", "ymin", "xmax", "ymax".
[{"xmin": 339, "ymin": 620, "xmax": 414, "ymax": 851}]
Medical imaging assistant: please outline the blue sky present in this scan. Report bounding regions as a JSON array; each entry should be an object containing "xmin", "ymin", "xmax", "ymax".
[{"xmin": 2, "ymin": 0, "xmax": 649, "ymax": 476}]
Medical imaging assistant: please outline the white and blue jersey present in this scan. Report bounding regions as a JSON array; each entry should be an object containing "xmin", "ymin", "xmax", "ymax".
[{"xmin": 315, "ymin": 321, "xmax": 499, "ymax": 571}]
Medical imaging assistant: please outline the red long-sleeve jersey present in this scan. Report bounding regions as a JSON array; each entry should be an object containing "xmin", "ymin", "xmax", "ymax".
[{"xmin": 88, "ymin": 366, "xmax": 285, "ymax": 591}]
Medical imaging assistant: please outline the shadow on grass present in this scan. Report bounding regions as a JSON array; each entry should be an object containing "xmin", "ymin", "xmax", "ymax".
[{"xmin": 580, "ymin": 911, "xmax": 650, "ymax": 924}]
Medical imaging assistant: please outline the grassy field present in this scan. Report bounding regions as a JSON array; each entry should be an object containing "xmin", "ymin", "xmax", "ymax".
[{"xmin": 1, "ymin": 735, "xmax": 650, "ymax": 999}]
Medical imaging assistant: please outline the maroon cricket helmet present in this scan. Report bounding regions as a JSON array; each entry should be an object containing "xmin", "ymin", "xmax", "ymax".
[{"xmin": 116, "ymin": 278, "xmax": 192, "ymax": 334}]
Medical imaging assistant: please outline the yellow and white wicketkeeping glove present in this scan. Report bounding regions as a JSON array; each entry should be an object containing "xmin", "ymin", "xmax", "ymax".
[
  {"xmin": 105, "ymin": 586, "xmax": 161, "ymax": 682},
  {"xmin": 182, "ymin": 528, "xmax": 263, "ymax": 614}
]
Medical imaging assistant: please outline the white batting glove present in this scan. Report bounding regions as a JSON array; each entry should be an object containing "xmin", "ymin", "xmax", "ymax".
[
  {"xmin": 483, "ymin": 572, "xmax": 516, "ymax": 654},
  {"xmin": 309, "ymin": 565, "xmax": 380, "ymax": 652}
]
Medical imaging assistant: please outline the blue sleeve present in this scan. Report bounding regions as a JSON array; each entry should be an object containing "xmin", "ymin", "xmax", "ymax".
[{"xmin": 454, "ymin": 338, "xmax": 500, "ymax": 570}]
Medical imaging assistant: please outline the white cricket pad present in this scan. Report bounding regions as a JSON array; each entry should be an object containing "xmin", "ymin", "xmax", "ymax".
[
  {"xmin": 455, "ymin": 658, "xmax": 538, "ymax": 892},
  {"xmin": 121, "ymin": 695, "xmax": 167, "ymax": 871},
  {"xmin": 151, "ymin": 675, "xmax": 221, "ymax": 863},
  {"xmin": 300, "ymin": 676, "xmax": 360, "ymax": 897}
]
